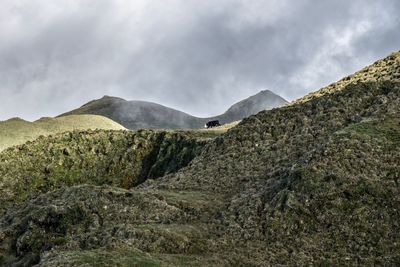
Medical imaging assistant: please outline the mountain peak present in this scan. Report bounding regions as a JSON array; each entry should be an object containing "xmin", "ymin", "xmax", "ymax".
[
  {"xmin": 255, "ymin": 89, "xmax": 284, "ymax": 98},
  {"xmin": 259, "ymin": 89, "xmax": 273, "ymax": 94},
  {"xmin": 100, "ymin": 95, "xmax": 126, "ymax": 101},
  {"xmin": 5, "ymin": 117, "xmax": 27, "ymax": 123},
  {"xmin": 215, "ymin": 90, "xmax": 288, "ymax": 123}
]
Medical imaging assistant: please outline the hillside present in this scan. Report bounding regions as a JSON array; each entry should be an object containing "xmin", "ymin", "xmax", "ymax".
[
  {"xmin": 0, "ymin": 115, "xmax": 125, "ymax": 152},
  {"xmin": 59, "ymin": 90, "xmax": 287, "ymax": 129},
  {"xmin": 297, "ymin": 51, "xmax": 400, "ymax": 103},
  {"xmin": 0, "ymin": 129, "xmax": 218, "ymax": 214},
  {"xmin": 0, "ymin": 51, "xmax": 399, "ymax": 266}
]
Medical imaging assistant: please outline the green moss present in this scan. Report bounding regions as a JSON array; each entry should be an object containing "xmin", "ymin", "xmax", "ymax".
[
  {"xmin": 340, "ymin": 116, "xmax": 400, "ymax": 143},
  {"xmin": 71, "ymin": 249, "xmax": 162, "ymax": 267}
]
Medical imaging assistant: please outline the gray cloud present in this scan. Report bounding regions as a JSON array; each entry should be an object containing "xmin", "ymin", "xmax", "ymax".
[{"xmin": 0, "ymin": 0, "xmax": 399, "ymax": 120}]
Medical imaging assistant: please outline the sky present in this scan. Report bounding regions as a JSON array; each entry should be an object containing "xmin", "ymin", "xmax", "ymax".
[{"xmin": 0, "ymin": 0, "xmax": 399, "ymax": 121}]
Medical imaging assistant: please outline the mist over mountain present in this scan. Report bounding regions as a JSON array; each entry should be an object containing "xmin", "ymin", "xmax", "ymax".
[
  {"xmin": 214, "ymin": 89, "xmax": 288, "ymax": 123},
  {"xmin": 59, "ymin": 90, "xmax": 288, "ymax": 129}
]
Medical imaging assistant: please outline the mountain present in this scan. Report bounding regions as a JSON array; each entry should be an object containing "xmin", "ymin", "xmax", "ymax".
[
  {"xmin": 212, "ymin": 89, "xmax": 288, "ymax": 123},
  {"xmin": 59, "ymin": 96, "xmax": 203, "ymax": 129},
  {"xmin": 0, "ymin": 115, "xmax": 125, "ymax": 152},
  {"xmin": 0, "ymin": 51, "xmax": 399, "ymax": 266},
  {"xmin": 58, "ymin": 90, "xmax": 288, "ymax": 129}
]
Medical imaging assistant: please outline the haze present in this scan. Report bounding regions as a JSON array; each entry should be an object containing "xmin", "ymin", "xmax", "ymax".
[{"xmin": 0, "ymin": 0, "xmax": 399, "ymax": 121}]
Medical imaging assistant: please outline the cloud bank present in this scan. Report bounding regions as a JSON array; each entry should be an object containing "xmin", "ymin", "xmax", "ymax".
[{"xmin": 0, "ymin": 0, "xmax": 399, "ymax": 120}]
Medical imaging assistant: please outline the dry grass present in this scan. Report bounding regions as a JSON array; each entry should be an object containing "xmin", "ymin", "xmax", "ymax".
[
  {"xmin": 175, "ymin": 121, "xmax": 240, "ymax": 139},
  {"xmin": 0, "ymin": 115, "xmax": 125, "ymax": 151}
]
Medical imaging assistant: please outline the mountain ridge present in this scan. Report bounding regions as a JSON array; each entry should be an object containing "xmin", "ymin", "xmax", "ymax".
[{"xmin": 59, "ymin": 90, "xmax": 288, "ymax": 129}]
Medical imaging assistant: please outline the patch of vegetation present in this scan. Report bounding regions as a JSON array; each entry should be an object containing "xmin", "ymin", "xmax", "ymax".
[
  {"xmin": 39, "ymin": 247, "xmax": 228, "ymax": 267},
  {"xmin": 0, "ymin": 185, "xmax": 229, "ymax": 266},
  {"xmin": 338, "ymin": 116, "xmax": 400, "ymax": 143},
  {"xmin": 56, "ymin": 249, "xmax": 162, "ymax": 267}
]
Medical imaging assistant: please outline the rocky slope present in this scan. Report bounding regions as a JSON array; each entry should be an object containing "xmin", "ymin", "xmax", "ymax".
[
  {"xmin": 59, "ymin": 90, "xmax": 287, "ymax": 129},
  {"xmin": 0, "ymin": 115, "xmax": 125, "ymax": 152},
  {"xmin": 0, "ymin": 51, "xmax": 399, "ymax": 266},
  {"xmin": 0, "ymin": 129, "xmax": 214, "ymax": 215}
]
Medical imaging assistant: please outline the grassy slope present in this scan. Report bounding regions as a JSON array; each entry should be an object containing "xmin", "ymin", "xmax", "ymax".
[
  {"xmin": 0, "ymin": 129, "xmax": 228, "ymax": 214},
  {"xmin": 0, "ymin": 122, "xmax": 235, "ymax": 213},
  {"xmin": 296, "ymin": 51, "xmax": 400, "ymax": 103},
  {"xmin": 0, "ymin": 115, "xmax": 125, "ymax": 152}
]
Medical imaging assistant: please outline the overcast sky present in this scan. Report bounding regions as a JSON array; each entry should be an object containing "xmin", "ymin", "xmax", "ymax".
[{"xmin": 0, "ymin": 0, "xmax": 399, "ymax": 121}]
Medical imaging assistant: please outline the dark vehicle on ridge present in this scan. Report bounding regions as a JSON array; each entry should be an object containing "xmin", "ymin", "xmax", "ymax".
[{"xmin": 205, "ymin": 120, "xmax": 221, "ymax": 128}]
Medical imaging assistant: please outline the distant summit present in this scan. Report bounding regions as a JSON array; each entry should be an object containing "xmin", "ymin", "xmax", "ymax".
[
  {"xmin": 214, "ymin": 90, "xmax": 287, "ymax": 123},
  {"xmin": 59, "ymin": 90, "xmax": 288, "ymax": 129}
]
